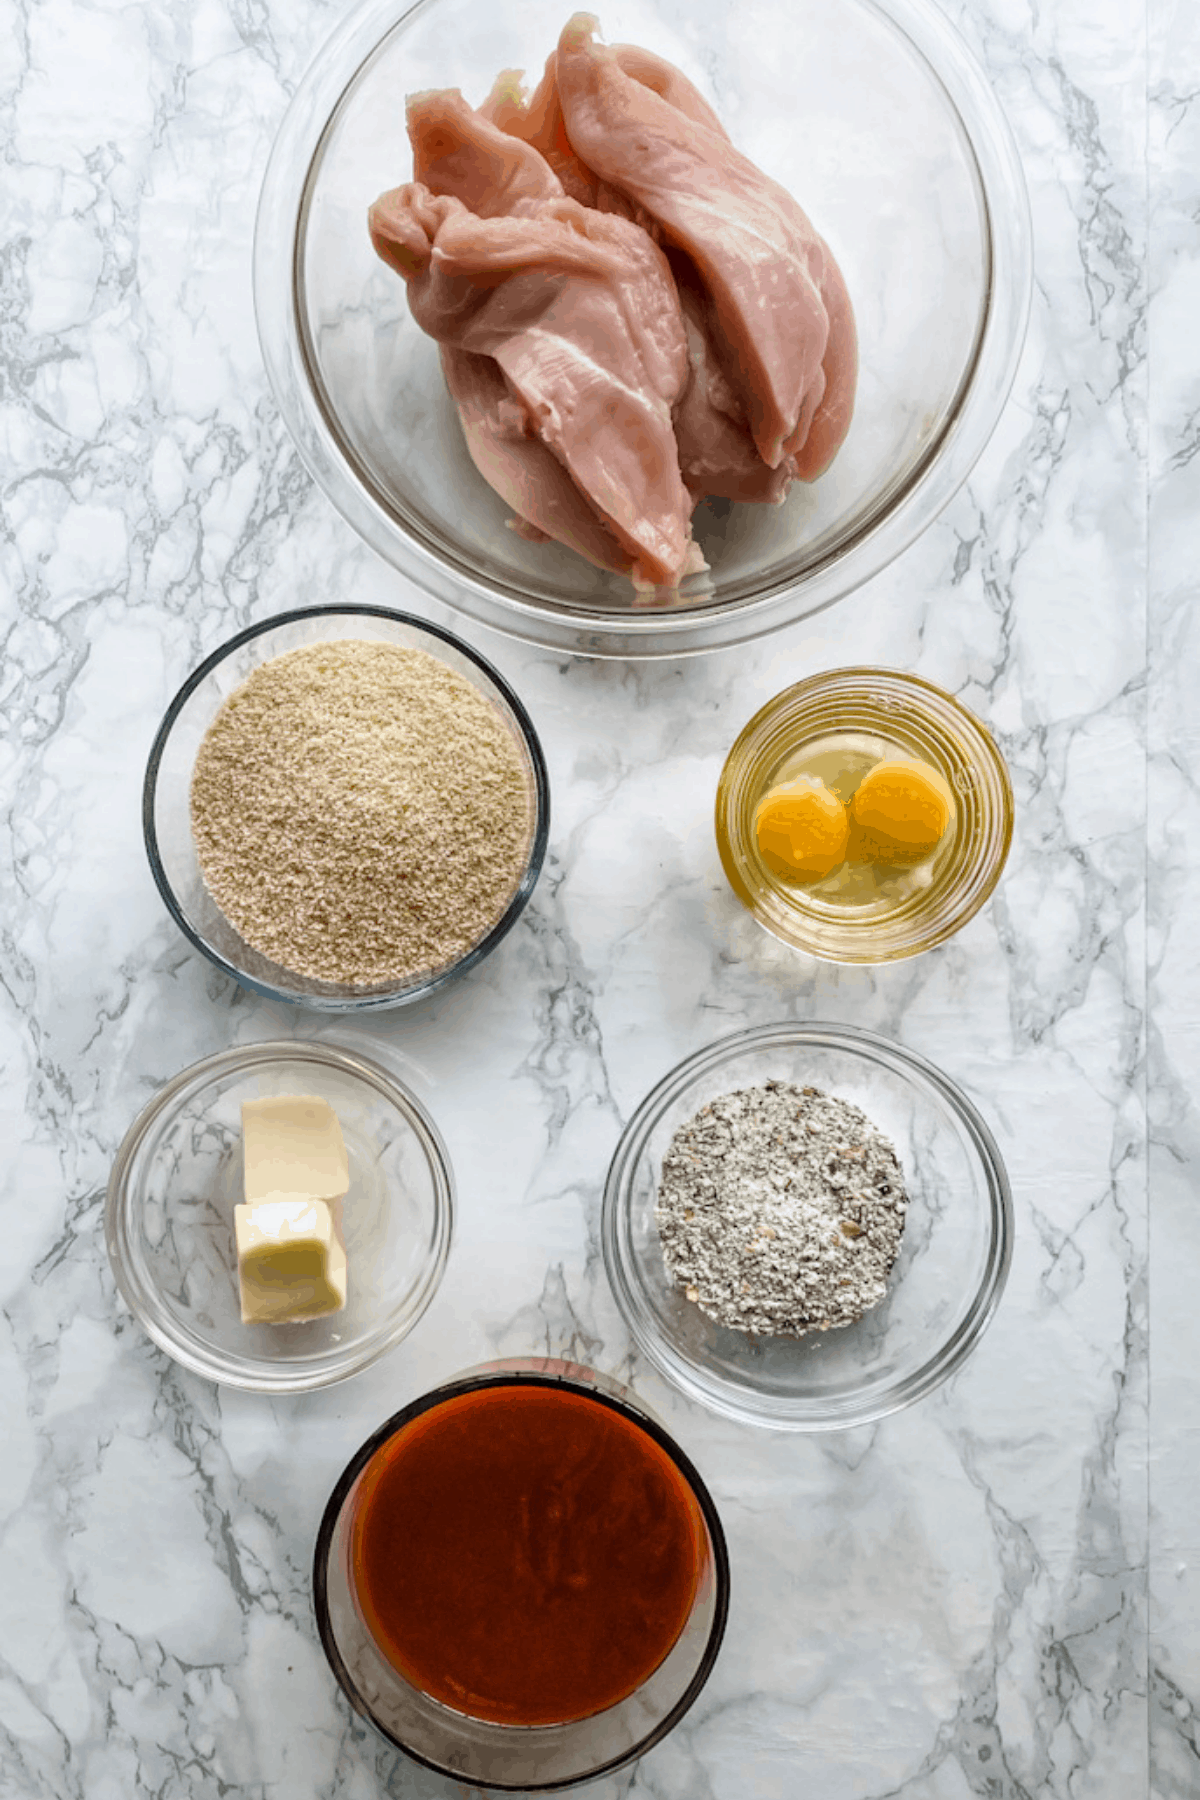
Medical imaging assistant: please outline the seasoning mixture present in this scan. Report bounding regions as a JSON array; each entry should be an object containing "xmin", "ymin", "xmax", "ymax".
[
  {"xmin": 190, "ymin": 640, "xmax": 534, "ymax": 986},
  {"xmin": 656, "ymin": 1081, "xmax": 908, "ymax": 1336}
]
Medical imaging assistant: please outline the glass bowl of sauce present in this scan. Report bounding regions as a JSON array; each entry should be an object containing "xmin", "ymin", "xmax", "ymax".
[
  {"xmin": 715, "ymin": 667, "xmax": 1013, "ymax": 962},
  {"xmin": 314, "ymin": 1360, "xmax": 729, "ymax": 1789}
]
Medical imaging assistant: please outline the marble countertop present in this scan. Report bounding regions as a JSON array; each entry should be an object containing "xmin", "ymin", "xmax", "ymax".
[{"xmin": 3, "ymin": 0, "xmax": 1196, "ymax": 1792}]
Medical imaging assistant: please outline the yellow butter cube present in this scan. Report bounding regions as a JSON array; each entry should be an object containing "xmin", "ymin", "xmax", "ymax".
[
  {"xmin": 234, "ymin": 1195, "xmax": 348, "ymax": 1325},
  {"xmin": 241, "ymin": 1095, "xmax": 349, "ymax": 1204}
]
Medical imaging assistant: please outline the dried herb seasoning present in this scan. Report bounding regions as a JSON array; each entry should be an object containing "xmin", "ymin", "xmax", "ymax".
[{"xmin": 655, "ymin": 1080, "xmax": 908, "ymax": 1336}]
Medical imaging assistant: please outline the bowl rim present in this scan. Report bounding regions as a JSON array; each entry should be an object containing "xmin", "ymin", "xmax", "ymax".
[
  {"xmin": 714, "ymin": 665, "xmax": 1016, "ymax": 963},
  {"xmin": 142, "ymin": 603, "xmax": 551, "ymax": 1010},
  {"xmin": 104, "ymin": 1037, "xmax": 456, "ymax": 1392},
  {"xmin": 312, "ymin": 1363, "xmax": 730, "ymax": 1789},
  {"xmin": 252, "ymin": 0, "xmax": 1033, "ymax": 658},
  {"xmin": 601, "ymin": 1019, "xmax": 1013, "ymax": 1430}
]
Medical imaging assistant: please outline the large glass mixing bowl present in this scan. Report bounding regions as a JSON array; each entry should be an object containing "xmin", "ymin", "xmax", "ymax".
[{"xmin": 255, "ymin": 0, "xmax": 1031, "ymax": 656}]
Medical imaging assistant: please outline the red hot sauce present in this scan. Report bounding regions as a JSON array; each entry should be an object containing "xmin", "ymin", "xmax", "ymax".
[{"xmin": 349, "ymin": 1381, "xmax": 705, "ymax": 1727}]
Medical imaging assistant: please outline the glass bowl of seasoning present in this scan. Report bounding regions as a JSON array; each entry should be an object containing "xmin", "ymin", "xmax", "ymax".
[
  {"xmin": 104, "ymin": 1040, "xmax": 454, "ymax": 1392},
  {"xmin": 253, "ymin": 0, "xmax": 1031, "ymax": 658},
  {"xmin": 715, "ymin": 668, "xmax": 1013, "ymax": 963},
  {"xmin": 314, "ymin": 1358, "xmax": 728, "ymax": 1789},
  {"xmin": 144, "ymin": 605, "xmax": 550, "ymax": 1009},
  {"xmin": 602, "ymin": 1021, "xmax": 1012, "ymax": 1431}
]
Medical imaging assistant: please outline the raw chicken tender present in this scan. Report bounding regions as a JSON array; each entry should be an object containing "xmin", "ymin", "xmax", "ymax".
[
  {"xmin": 674, "ymin": 280, "xmax": 793, "ymax": 505},
  {"xmin": 370, "ymin": 175, "xmax": 694, "ymax": 587},
  {"xmin": 554, "ymin": 13, "xmax": 855, "ymax": 473},
  {"xmin": 440, "ymin": 346, "xmax": 638, "ymax": 575},
  {"xmin": 484, "ymin": 40, "xmax": 729, "ymax": 215},
  {"xmin": 406, "ymin": 88, "xmax": 562, "ymax": 216},
  {"xmin": 367, "ymin": 17, "xmax": 857, "ymax": 594}
]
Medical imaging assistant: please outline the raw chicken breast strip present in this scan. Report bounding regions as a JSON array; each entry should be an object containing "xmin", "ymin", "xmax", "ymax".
[
  {"xmin": 480, "ymin": 59, "xmax": 598, "ymax": 205},
  {"xmin": 673, "ymin": 281, "xmax": 792, "ymax": 504},
  {"xmin": 483, "ymin": 40, "xmax": 729, "ymax": 210},
  {"xmin": 789, "ymin": 248, "xmax": 857, "ymax": 481},
  {"xmin": 406, "ymin": 88, "xmax": 562, "ymax": 215},
  {"xmin": 555, "ymin": 13, "xmax": 842, "ymax": 470},
  {"xmin": 604, "ymin": 42, "xmax": 730, "ymax": 137},
  {"xmin": 369, "ymin": 177, "xmax": 694, "ymax": 586},
  {"xmin": 485, "ymin": 37, "xmax": 734, "ymax": 184},
  {"xmin": 440, "ymin": 346, "xmax": 637, "ymax": 575},
  {"xmin": 487, "ymin": 26, "xmax": 856, "ymax": 491}
]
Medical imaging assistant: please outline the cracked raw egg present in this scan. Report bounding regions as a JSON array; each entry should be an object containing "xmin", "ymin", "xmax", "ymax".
[
  {"xmin": 753, "ymin": 777, "xmax": 850, "ymax": 883},
  {"xmin": 848, "ymin": 758, "xmax": 955, "ymax": 866}
]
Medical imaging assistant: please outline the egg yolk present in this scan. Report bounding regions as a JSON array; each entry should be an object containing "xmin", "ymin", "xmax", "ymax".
[
  {"xmin": 848, "ymin": 759, "xmax": 955, "ymax": 866},
  {"xmin": 753, "ymin": 778, "xmax": 851, "ymax": 883}
]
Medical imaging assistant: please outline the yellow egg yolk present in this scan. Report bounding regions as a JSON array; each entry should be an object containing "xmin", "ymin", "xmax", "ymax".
[
  {"xmin": 753, "ymin": 778, "xmax": 851, "ymax": 883},
  {"xmin": 848, "ymin": 758, "xmax": 955, "ymax": 866}
]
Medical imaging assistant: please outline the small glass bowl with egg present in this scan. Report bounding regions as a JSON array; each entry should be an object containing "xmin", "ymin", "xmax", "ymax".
[{"xmin": 715, "ymin": 668, "xmax": 1013, "ymax": 962}]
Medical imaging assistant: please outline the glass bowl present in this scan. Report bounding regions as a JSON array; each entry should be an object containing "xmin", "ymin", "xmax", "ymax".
[
  {"xmin": 144, "ymin": 605, "xmax": 549, "ymax": 1010},
  {"xmin": 253, "ymin": 0, "xmax": 1032, "ymax": 657},
  {"xmin": 602, "ymin": 1022, "xmax": 1012, "ymax": 1430},
  {"xmin": 314, "ymin": 1359, "xmax": 729, "ymax": 1790},
  {"xmin": 715, "ymin": 667, "xmax": 1013, "ymax": 962},
  {"xmin": 104, "ymin": 1040, "xmax": 455, "ymax": 1392}
]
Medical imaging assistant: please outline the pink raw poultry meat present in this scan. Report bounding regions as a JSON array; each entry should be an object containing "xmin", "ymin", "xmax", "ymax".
[
  {"xmin": 601, "ymin": 42, "xmax": 730, "ymax": 138},
  {"xmin": 366, "ymin": 22, "xmax": 857, "ymax": 593},
  {"xmin": 369, "ymin": 167, "xmax": 695, "ymax": 586},
  {"xmin": 673, "ymin": 281, "xmax": 793, "ymax": 505},
  {"xmin": 483, "ymin": 34, "xmax": 818, "ymax": 504},
  {"xmin": 789, "ymin": 247, "xmax": 857, "ymax": 481},
  {"xmin": 554, "ymin": 13, "xmax": 855, "ymax": 474},
  {"xmin": 483, "ymin": 40, "xmax": 729, "ymax": 213},
  {"xmin": 440, "ymin": 346, "xmax": 638, "ymax": 574},
  {"xmin": 479, "ymin": 59, "xmax": 599, "ymax": 207},
  {"xmin": 406, "ymin": 88, "xmax": 562, "ymax": 216},
  {"xmin": 488, "ymin": 21, "xmax": 855, "ymax": 495}
]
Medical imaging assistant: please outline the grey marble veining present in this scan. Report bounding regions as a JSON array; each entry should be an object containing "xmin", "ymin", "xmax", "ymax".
[
  {"xmin": 0, "ymin": 0, "xmax": 1182, "ymax": 1792},
  {"xmin": 1149, "ymin": 0, "xmax": 1200, "ymax": 1793}
]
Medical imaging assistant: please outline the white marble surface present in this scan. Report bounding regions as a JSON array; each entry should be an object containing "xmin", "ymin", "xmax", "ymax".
[
  {"xmin": 1149, "ymin": 0, "xmax": 1200, "ymax": 1792},
  {"xmin": 1, "ymin": 0, "xmax": 1188, "ymax": 1791}
]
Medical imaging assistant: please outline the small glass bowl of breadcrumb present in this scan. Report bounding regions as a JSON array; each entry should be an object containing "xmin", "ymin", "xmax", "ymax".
[
  {"xmin": 144, "ymin": 606, "xmax": 549, "ymax": 1009},
  {"xmin": 715, "ymin": 668, "xmax": 1013, "ymax": 963}
]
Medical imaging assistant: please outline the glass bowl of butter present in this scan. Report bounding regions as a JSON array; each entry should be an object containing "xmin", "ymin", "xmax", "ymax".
[{"xmin": 104, "ymin": 1040, "xmax": 454, "ymax": 1392}]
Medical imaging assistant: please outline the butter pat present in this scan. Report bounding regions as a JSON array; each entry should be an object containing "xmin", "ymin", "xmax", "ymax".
[
  {"xmin": 237, "ymin": 1095, "xmax": 350, "ymax": 1326},
  {"xmin": 235, "ymin": 1195, "xmax": 347, "ymax": 1324},
  {"xmin": 242, "ymin": 1094, "xmax": 349, "ymax": 1204}
]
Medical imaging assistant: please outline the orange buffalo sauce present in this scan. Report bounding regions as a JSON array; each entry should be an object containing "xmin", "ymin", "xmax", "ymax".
[{"xmin": 349, "ymin": 1382, "xmax": 705, "ymax": 1727}]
